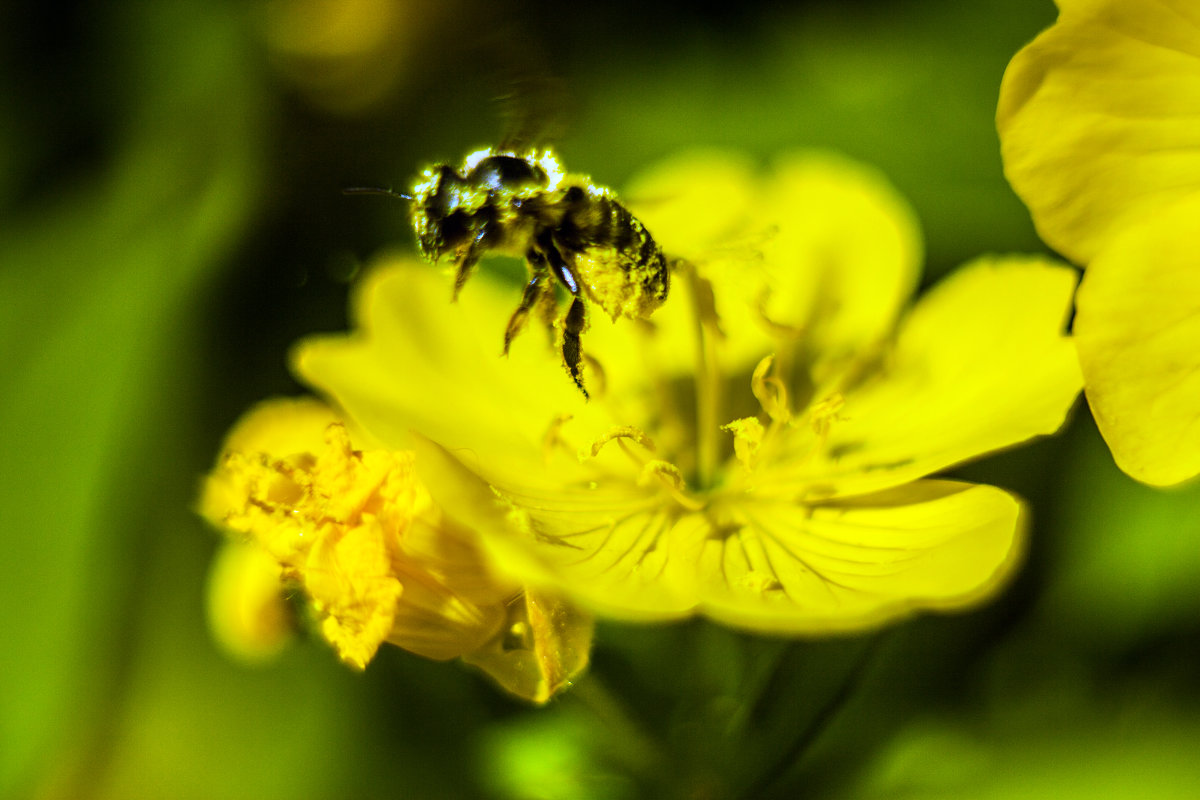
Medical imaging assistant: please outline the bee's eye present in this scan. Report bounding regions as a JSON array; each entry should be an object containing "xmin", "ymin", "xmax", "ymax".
[{"xmin": 470, "ymin": 156, "xmax": 539, "ymax": 192}]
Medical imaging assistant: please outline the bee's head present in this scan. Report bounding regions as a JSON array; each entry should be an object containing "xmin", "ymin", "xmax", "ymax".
[{"xmin": 410, "ymin": 164, "xmax": 481, "ymax": 262}]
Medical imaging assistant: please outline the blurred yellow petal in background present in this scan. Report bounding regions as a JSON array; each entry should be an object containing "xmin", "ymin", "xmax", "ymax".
[
  {"xmin": 1074, "ymin": 194, "xmax": 1200, "ymax": 486},
  {"xmin": 997, "ymin": 0, "xmax": 1200, "ymax": 264},
  {"xmin": 260, "ymin": 0, "xmax": 455, "ymax": 114},
  {"xmin": 998, "ymin": 0, "xmax": 1200, "ymax": 484}
]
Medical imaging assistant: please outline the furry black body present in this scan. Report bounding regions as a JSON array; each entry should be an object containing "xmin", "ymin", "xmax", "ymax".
[{"xmin": 410, "ymin": 148, "xmax": 669, "ymax": 397}]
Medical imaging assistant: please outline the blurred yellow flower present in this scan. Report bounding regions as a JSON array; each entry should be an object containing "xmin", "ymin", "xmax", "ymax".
[
  {"xmin": 293, "ymin": 150, "xmax": 1083, "ymax": 634},
  {"xmin": 998, "ymin": 0, "xmax": 1200, "ymax": 485},
  {"xmin": 260, "ymin": 0, "xmax": 455, "ymax": 114},
  {"xmin": 205, "ymin": 538, "xmax": 295, "ymax": 665},
  {"xmin": 200, "ymin": 396, "xmax": 592, "ymax": 703}
]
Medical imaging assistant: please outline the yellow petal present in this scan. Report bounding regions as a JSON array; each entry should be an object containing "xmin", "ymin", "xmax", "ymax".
[
  {"xmin": 417, "ymin": 425, "xmax": 1026, "ymax": 631},
  {"xmin": 762, "ymin": 256, "xmax": 1082, "ymax": 499},
  {"xmin": 623, "ymin": 149, "xmax": 759, "ymax": 259},
  {"xmin": 484, "ymin": 483, "xmax": 701, "ymax": 621},
  {"xmin": 201, "ymin": 401, "xmax": 518, "ymax": 668},
  {"xmin": 410, "ymin": 426, "xmax": 1024, "ymax": 632},
  {"xmin": 691, "ymin": 481, "xmax": 1026, "ymax": 633},
  {"xmin": 295, "ymin": 257, "xmax": 602, "ymax": 469},
  {"xmin": 997, "ymin": 0, "xmax": 1200, "ymax": 263},
  {"xmin": 204, "ymin": 539, "xmax": 293, "ymax": 664},
  {"xmin": 754, "ymin": 152, "xmax": 922, "ymax": 380},
  {"xmin": 305, "ymin": 518, "xmax": 403, "ymax": 670},
  {"xmin": 482, "ymin": 483, "xmax": 701, "ymax": 622},
  {"xmin": 217, "ymin": 395, "xmax": 340, "ymax": 454},
  {"xmin": 462, "ymin": 589, "xmax": 594, "ymax": 704},
  {"xmin": 197, "ymin": 396, "xmax": 339, "ymax": 524},
  {"xmin": 624, "ymin": 150, "xmax": 922, "ymax": 380},
  {"xmin": 576, "ymin": 149, "xmax": 756, "ymax": 385},
  {"xmin": 408, "ymin": 432, "xmax": 699, "ymax": 621},
  {"xmin": 1075, "ymin": 194, "xmax": 1200, "ymax": 485}
]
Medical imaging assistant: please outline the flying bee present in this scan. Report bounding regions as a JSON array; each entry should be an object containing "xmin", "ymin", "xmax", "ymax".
[{"xmin": 406, "ymin": 146, "xmax": 670, "ymax": 398}]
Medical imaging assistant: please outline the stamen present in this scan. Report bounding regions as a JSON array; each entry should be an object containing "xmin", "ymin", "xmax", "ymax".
[
  {"xmin": 751, "ymin": 354, "xmax": 792, "ymax": 424},
  {"xmin": 753, "ymin": 285, "xmax": 804, "ymax": 338},
  {"xmin": 542, "ymin": 414, "xmax": 575, "ymax": 464},
  {"xmin": 808, "ymin": 393, "xmax": 846, "ymax": 443},
  {"xmin": 685, "ymin": 265, "xmax": 723, "ymax": 489},
  {"xmin": 722, "ymin": 417, "xmax": 765, "ymax": 471},
  {"xmin": 771, "ymin": 392, "xmax": 847, "ymax": 475},
  {"xmin": 639, "ymin": 461, "xmax": 707, "ymax": 511},
  {"xmin": 582, "ymin": 426, "xmax": 657, "ymax": 462}
]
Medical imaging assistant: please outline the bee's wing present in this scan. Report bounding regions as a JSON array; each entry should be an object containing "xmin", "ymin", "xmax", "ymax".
[
  {"xmin": 496, "ymin": 68, "xmax": 571, "ymax": 153},
  {"xmin": 477, "ymin": 25, "xmax": 572, "ymax": 153}
]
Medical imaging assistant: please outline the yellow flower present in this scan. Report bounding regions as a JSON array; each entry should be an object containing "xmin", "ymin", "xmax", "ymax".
[
  {"xmin": 199, "ymin": 396, "xmax": 592, "ymax": 703},
  {"xmin": 997, "ymin": 0, "xmax": 1200, "ymax": 485},
  {"xmin": 292, "ymin": 150, "xmax": 1083, "ymax": 634},
  {"xmin": 205, "ymin": 538, "xmax": 295, "ymax": 664}
]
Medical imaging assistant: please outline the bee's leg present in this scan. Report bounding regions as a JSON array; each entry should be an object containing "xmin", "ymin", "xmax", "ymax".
[
  {"xmin": 503, "ymin": 251, "xmax": 552, "ymax": 354},
  {"xmin": 561, "ymin": 296, "xmax": 588, "ymax": 399},
  {"xmin": 534, "ymin": 232, "xmax": 590, "ymax": 397},
  {"xmin": 452, "ymin": 220, "xmax": 495, "ymax": 301},
  {"xmin": 451, "ymin": 259, "xmax": 475, "ymax": 301},
  {"xmin": 536, "ymin": 230, "xmax": 581, "ymax": 297}
]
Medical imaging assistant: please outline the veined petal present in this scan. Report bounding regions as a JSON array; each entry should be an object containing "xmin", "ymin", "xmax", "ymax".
[
  {"xmin": 761, "ymin": 257, "xmax": 1082, "ymax": 499},
  {"xmin": 1075, "ymin": 194, "xmax": 1200, "ymax": 486},
  {"xmin": 411, "ymin": 437, "xmax": 1024, "ymax": 632},
  {"xmin": 998, "ymin": 0, "xmax": 1200, "ymax": 263},
  {"xmin": 489, "ymin": 482, "xmax": 700, "ymax": 620},
  {"xmin": 410, "ymin": 432, "xmax": 699, "ymax": 621},
  {"xmin": 692, "ymin": 481, "xmax": 1025, "ymax": 633}
]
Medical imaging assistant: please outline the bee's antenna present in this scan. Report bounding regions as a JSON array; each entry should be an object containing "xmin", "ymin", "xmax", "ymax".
[{"xmin": 342, "ymin": 186, "xmax": 412, "ymax": 201}]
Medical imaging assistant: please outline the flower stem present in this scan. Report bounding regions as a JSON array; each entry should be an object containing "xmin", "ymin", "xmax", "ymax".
[
  {"xmin": 742, "ymin": 633, "xmax": 886, "ymax": 797},
  {"xmin": 569, "ymin": 673, "xmax": 666, "ymax": 775}
]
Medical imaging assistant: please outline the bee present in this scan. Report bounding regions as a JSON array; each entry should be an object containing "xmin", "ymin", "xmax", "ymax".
[{"xmin": 407, "ymin": 146, "xmax": 670, "ymax": 398}]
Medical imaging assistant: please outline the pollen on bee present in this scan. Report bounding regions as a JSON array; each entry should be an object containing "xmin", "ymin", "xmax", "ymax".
[
  {"xmin": 532, "ymin": 149, "xmax": 566, "ymax": 189},
  {"xmin": 461, "ymin": 147, "xmax": 495, "ymax": 172},
  {"xmin": 411, "ymin": 168, "xmax": 439, "ymax": 199}
]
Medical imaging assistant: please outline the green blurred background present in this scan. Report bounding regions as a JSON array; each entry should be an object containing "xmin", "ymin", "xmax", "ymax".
[{"xmin": 4, "ymin": 0, "xmax": 1199, "ymax": 797}]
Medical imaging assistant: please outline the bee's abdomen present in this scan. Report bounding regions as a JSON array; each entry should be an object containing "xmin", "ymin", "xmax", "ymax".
[{"xmin": 559, "ymin": 187, "xmax": 669, "ymax": 320}]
